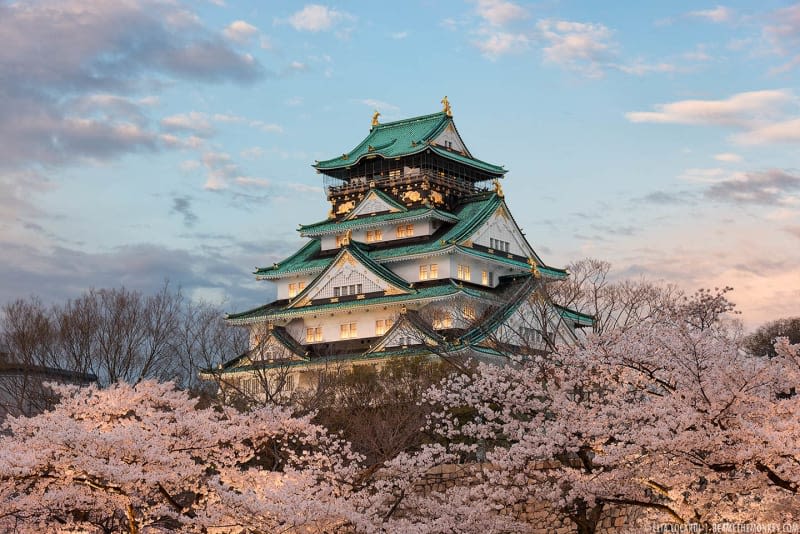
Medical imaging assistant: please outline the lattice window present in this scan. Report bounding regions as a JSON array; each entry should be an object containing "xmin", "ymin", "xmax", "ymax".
[
  {"xmin": 366, "ymin": 229, "xmax": 383, "ymax": 242},
  {"xmin": 306, "ymin": 327, "xmax": 322, "ymax": 343},
  {"xmin": 340, "ymin": 322, "xmax": 358, "ymax": 339},
  {"xmin": 396, "ymin": 224, "xmax": 414, "ymax": 238},
  {"xmin": 457, "ymin": 264, "xmax": 471, "ymax": 281},
  {"xmin": 288, "ymin": 281, "xmax": 306, "ymax": 298}
]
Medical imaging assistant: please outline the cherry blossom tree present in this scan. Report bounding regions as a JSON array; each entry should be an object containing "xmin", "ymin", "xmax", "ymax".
[
  {"xmin": 368, "ymin": 291, "xmax": 800, "ymax": 533},
  {"xmin": 0, "ymin": 380, "xmax": 361, "ymax": 533}
]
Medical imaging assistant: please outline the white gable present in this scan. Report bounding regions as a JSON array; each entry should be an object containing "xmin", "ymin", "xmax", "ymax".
[
  {"xmin": 291, "ymin": 251, "xmax": 408, "ymax": 307},
  {"xmin": 470, "ymin": 205, "xmax": 534, "ymax": 258},
  {"xmin": 346, "ymin": 190, "xmax": 403, "ymax": 219},
  {"xmin": 433, "ymin": 123, "xmax": 468, "ymax": 153}
]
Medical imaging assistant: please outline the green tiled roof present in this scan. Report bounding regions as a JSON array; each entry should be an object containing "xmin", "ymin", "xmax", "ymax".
[
  {"xmin": 555, "ymin": 304, "xmax": 594, "ymax": 327},
  {"xmin": 314, "ymin": 111, "xmax": 505, "ymax": 175},
  {"xmin": 285, "ymin": 241, "xmax": 412, "ymax": 308},
  {"xmin": 227, "ymin": 280, "xmax": 499, "ymax": 324},
  {"xmin": 255, "ymin": 239, "xmax": 327, "ymax": 279},
  {"xmin": 255, "ymin": 193, "xmax": 565, "ymax": 280},
  {"xmin": 298, "ymin": 207, "xmax": 459, "ymax": 237}
]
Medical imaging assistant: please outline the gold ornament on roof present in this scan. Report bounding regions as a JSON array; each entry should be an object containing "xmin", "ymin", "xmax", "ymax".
[
  {"xmin": 372, "ymin": 110, "xmax": 381, "ymax": 127},
  {"xmin": 527, "ymin": 257, "xmax": 541, "ymax": 279},
  {"xmin": 344, "ymin": 228, "xmax": 352, "ymax": 243},
  {"xmin": 493, "ymin": 178, "xmax": 504, "ymax": 198},
  {"xmin": 441, "ymin": 96, "xmax": 452, "ymax": 117}
]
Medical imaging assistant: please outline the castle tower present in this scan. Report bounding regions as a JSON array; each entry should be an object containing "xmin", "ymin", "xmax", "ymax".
[{"xmin": 206, "ymin": 102, "xmax": 592, "ymax": 395}]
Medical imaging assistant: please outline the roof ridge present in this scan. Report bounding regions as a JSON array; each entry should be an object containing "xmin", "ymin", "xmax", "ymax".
[{"xmin": 372, "ymin": 111, "xmax": 447, "ymax": 129}]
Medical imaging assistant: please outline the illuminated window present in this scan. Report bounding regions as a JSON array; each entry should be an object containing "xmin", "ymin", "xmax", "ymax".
[
  {"xmin": 457, "ymin": 264, "xmax": 471, "ymax": 281},
  {"xmin": 430, "ymin": 264, "xmax": 438, "ymax": 279},
  {"xmin": 340, "ymin": 322, "xmax": 358, "ymax": 339},
  {"xmin": 288, "ymin": 281, "xmax": 306, "ymax": 298},
  {"xmin": 375, "ymin": 318, "xmax": 394, "ymax": 336},
  {"xmin": 389, "ymin": 169, "xmax": 401, "ymax": 178},
  {"xmin": 419, "ymin": 265, "xmax": 428, "ymax": 280},
  {"xmin": 482, "ymin": 271, "xmax": 494, "ymax": 286},
  {"xmin": 306, "ymin": 327, "xmax": 322, "ymax": 343},
  {"xmin": 336, "ymin": 234, "xmax": 350, "ymax": 247},
  {"xmin": 396, "ymin": 224, "xmax": 414, "ymax": 238},
  {"xmin": 433, "ymin": 311, "xmax": 452, "ymax": 329},
  {"xmin": 419, "ymin": 263, "xmax": 439, "ymax": 280},
  {"xmin": 366, "ymin": 229, "xmax": 383, "ymax": 242}
]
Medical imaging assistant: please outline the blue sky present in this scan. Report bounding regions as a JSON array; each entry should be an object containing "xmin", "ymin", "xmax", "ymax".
[{"xmin": 1, "ymin": 0, "xmax": 799, "ymax": 328}]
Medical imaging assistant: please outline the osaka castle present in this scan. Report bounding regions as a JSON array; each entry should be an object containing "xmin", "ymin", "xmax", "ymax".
[{"xmin": 207, "ymin": 99, "xmax": 592, "ymax": 394}]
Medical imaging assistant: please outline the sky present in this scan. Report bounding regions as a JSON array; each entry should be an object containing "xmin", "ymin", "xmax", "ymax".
[{"xmin": 1, "ymin": 0, "xmax": 799, "ymax": 329}]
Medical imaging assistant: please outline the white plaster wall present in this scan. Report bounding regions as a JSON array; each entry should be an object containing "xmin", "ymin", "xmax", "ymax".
[
  {"xmin": 285, "ymin": 307, "xmax": 402, "ymax": 343},
  {"xmin": 320, "ymin": 220, "xmax": 436, "ymax": 251},
  {"xmin": 472, "ymin": 212, "xmax": 532, "ymax": 258},
  {"xmin": 389, "ymin": 257, "xmax": 451, "ymax": 283}
]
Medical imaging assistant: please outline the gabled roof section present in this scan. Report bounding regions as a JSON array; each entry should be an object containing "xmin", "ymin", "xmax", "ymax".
[
  {"xmin": 286, "ymin": 241, "xmax": 412, "ymax": 308},
  {"xmin": 256, "ymin": 193, "xmax": 566, "ymax": 280},
  {"xmin": 298, "ymin": 207, "xmax": 459, "ymax": 237},
  {"xmin": 367, "ymin": 310, "xmax": 446, "ymax": 354},
  {"xmin": 314, "ymin": 111, "xmax": 505, "ymax": 175},
  {"xmin": 345, "ymin": 188, "xmax": 406, "ymax": 219},
  {"xmin": 215, "ymin": 326, "xmax": 309, "ymax": 371}
]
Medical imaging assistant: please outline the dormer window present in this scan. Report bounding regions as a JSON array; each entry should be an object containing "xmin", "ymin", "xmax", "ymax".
[{"xmin": 366, "ymin": 229, "xmax": 383, "ymax": 242}]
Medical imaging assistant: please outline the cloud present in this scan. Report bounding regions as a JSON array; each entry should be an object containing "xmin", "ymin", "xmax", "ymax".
[
  {"xmin": 615, "ymin": 61, "xmax": 676, "ymax": 76},
  {"xmin": 390, "ymin": 31, "xmax": 409, "ymax": 40},
  {"xmin": 0, "ymin": 0, "xmax": 265, "ymax": 172},
  {"xmin": 687, "ymin": 5, "xmax": 734, "ymax": 23},
  {"xmin": 475, "ymin": 31, "xmax": 530, "ymax": 59},
  {"xmin": 170, "ymin": 196, "xmax": 198, "ymax": 227},
  {"xmin": 763, "ymin": 4, "xmax": 800, "ymax": 73},
  {"xmin": 625, "ymin": 90, "xmax": 793, "ymax": 126},
  {"xmin": 201, "ymin": 151, "xmax": 242, "ymax": 190},
  {"xmin": 474, "ymin": 0, "xmax": 528, "ymax": 27},
  {"xmin": 678, "ymin": 167, "xmax": 727, "ymax": 183},
  {"xmin": 704, "ymin": 169, "xmax": 800, "ymax": 205},
  {"xmin": 785, "ymin": 226, "xmax": 800, "ymax": 240},
  {"xmin": 223, "ymin": 20, "xmax": 259, "ymax": 44},
  {"xmin": 358, "ymin": 99, "xmax": 400, "ymax": 114},
  {"xmin": 639, "ymin": 191, "xmax": 693, "ymax": 205},
  {"xmin": 161, "ymin": 112, "xmax": 215, "ymax": 137},
  {"xmin": 714, "ymin": 152, "xmax": 743, "ymax": 163},
  {"xmin": 627, "ymin": 90, "xmax": 800, "ymax": 146},
  {"xmin": 733, "ymin": 117, "xmax": 800, "ymax": 145},
  {"xmin": 287, "ymin": 4, "xmax": 354, "ymax": 32},
  {"xmin": 537, "ymin": 19, "xmax": 616, "ymax": 78}
]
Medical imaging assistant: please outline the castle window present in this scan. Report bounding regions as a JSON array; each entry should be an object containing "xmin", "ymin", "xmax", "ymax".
[
  {"xmin": 481, "ymin": 271, "xmax": 494, "ymax": 286},
  {"xmin": 489, "ymin": 238, "xmax": 510, "ymax": 252},
  {"xmin": 306, "ymin": 327, "xmax": 322, "ymax": 343},
  {"xmin": 289, "ymin": 281, "xmax": 306, "ymax": 298},
  {"xmin": 375, "ymin": 319, "xmax": 394, "ymax": 336},
  {"xmin": 457, "ymin": 264, "xmax": 471, "ymax": 281},
  {"xmin": 366, "ymin": 229, "xmax": 383, "ymax": 242},
  {"xmin": 396, "ymin": 224, "xmax": 414, "ymax": 238},
  {"xmin": 340, "ymin": 322, "xmax": 358, "ymax": 339},
  {"xmin": 334, "ymin": 283, "xmax": 363, "ymax": 297},
  {"xmin": 419, "ymin": 263, "xmax": 439, "ymax": 280},
  {"xmin": 433, "ymin": 311, "xmax": 452, "ymax": 329},
  {"xmin": 389, "ymin": 168, "xmax": 401, "ymax": 178},
  {"xmin": 336, "ymin": 234, "xmax": 350, "ymax": 247}
]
